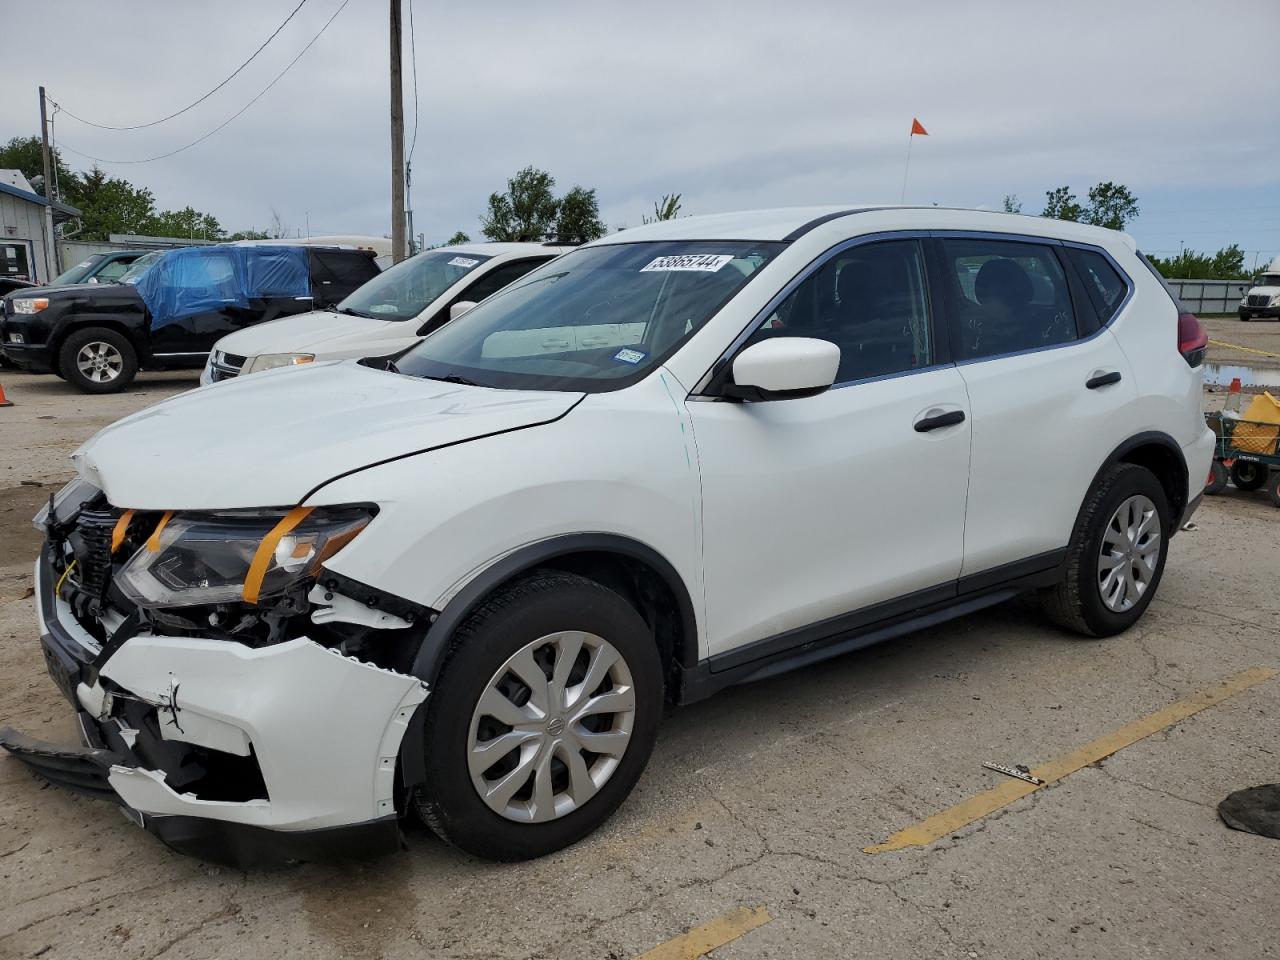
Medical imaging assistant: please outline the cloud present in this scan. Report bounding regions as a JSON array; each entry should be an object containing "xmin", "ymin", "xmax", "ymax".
[{"xmin": 4, "ymin": 0, "xmax": 1277, "ymax": 250}]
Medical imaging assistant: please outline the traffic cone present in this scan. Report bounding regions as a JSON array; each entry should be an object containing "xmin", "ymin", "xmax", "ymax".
[
  {"xmin": 1225, "ymin": 377, "xmax": 1243, "ymax": 415},
  {"xmin": 0, "ymin": 382, "xmax": 11, "ymax": 407}
]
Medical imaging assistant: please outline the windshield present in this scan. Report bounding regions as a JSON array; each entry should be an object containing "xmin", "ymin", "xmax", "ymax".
[
  {"xmin": 337, "ymin": 249, "xmax": 493, "ymax": 321},
  {"xmin": 394, "ymin": 241, "xmax": 784, "ymax": 392},
  {"xmin": 53, "ymin": 255, "xmax": 104, "ymax": 285},
  {"xmin": 119, "ymin": 251, "xmax": 161, "ymax": 284},
  {"xmin": 1255, "ymin": 274, "xmax": 1280, "ymax": 287}
]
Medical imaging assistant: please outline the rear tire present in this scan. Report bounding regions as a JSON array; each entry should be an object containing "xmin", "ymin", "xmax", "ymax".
[
  {"xmin": 1205, "ymin": 461, "xmax": 1228, "ymax": 495},
  {"xmin": 1042, "ymin": 463, "xmax": 1171, "ymax": 638},
  {"xmin": 1231, "ymin": 461, "xmax": 1268, "ymax": 492},
  {"xmin": 58, "ymin": 327, "xmax": 137, "ymax": 394},
  {"xmin": 414, "ymin": 570, "xmax": 663, "ymax": 861},
  {"xmin": 1267, "ymin": 471, "xmax": 1280, "ymax": 508}
]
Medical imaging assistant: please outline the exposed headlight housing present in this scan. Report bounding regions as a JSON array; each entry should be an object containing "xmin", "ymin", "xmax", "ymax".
[
  {"xmin": 116, "ymin": 505, "xmax": 373, "ymax": 608},
  {"xmin": 8, "ymin": 332, "xmax": 24, "ymax": 344},
  {"xmin": 13, "ymin": 297, "xmax": 48, "ymax": 314},
  {"xmin": 245, "ymin": 353, "xmax": 315, "ymax": 374}
]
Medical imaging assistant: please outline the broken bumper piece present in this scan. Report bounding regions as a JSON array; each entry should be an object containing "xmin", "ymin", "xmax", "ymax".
[{"xmin": 0, "ymin": 554, "xmax": 428, "ymax": 868}]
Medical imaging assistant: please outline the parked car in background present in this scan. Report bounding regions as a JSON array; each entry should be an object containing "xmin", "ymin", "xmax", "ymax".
[
  {"xmin": 52, "ymin": 250, "xmax": 149, "ymax": 287},
  {"xmin": 0, "ymin": 207, "xmax": 1213, "ymax": 866},
  {"xmin": 0, "ymin": 243, "xmax": 379, "ymax": 393},
  {"xmin": 202, "ymin": 242, "xmax": 564, "ymax": 384},
  {"xmin": 1239, "ymin": 255, "xmax": 1280, "ymax": 320}
]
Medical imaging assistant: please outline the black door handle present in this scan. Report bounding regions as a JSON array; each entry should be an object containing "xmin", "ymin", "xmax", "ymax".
[
  {"xmin": 914, "ymin": 410, "xmax": 966, "ymax": 432},
  {"xmin": 1086, "ymin": 371, "xmax": 1122, "ymax": 389}
]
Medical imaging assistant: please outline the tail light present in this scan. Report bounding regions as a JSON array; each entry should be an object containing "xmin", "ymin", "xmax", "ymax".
[{"xmin": 1177, "ymin": 311, "xmax": 1207, "ymax": 367}]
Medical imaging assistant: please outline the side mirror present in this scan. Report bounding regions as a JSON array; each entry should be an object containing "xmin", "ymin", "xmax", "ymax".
[
  {"xmin": 722, "ymin": 337, "xmax": 840, "ymax": 402},
  {"xmin": 450, "ymin": 301, "xmax": 477, "ymax": 322},
  {"xmin": 87, "ymin": 277, "xmax": 99, "ymax": 284}
]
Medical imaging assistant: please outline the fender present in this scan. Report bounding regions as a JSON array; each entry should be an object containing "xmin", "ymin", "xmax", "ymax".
[
  {"xmin": 1089, "ymin": 430, "xmax": 1189, "ymax": 532},
  {"xmin": 397, "ymin": 533, "xmax": 699, "ymax": 788}
]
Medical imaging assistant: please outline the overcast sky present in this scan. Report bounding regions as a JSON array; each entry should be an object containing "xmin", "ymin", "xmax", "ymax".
[{"xmin": 4, "ymin": 0, "xmax": 1278, "ymax": 264}]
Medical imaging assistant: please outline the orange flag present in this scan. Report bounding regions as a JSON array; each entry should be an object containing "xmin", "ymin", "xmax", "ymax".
[{"xmin": 910, "ymin": 118, "xmax": 928, "ymax": 136}]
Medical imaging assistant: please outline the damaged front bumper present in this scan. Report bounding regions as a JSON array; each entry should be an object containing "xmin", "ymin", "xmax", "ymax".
[{"xmin": 0, "ymin": 546, "xmax": 428, "ymax": 867}]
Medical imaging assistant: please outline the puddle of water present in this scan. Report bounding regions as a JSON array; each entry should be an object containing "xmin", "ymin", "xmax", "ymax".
[{"xmin": 1203, "ymin": 363, "xmax": 1280, "ymax": 389}]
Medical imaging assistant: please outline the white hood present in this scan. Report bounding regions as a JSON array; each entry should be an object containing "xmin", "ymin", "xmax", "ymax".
[
  {"xmin": 75, "ymin": 362, "xmax": 582, "ymax": 510},
  {"xmin": 1248, "ymin": 286, "xmax": 1279, "ymax": 298},
  {"xmin": 215, "ymin": 310, "xmax": 419, "ymax": 358}
]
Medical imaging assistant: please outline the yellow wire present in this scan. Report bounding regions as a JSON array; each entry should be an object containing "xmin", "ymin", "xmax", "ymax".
[{"xmin": 55, "ymin": 560, "xmax": 77, "ymax": 596}]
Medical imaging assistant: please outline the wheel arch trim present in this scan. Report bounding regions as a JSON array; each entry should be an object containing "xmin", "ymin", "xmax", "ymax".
[
  {"xmin": 1093, "ymin": 430, "xmax": 1189, "ymax": 530},
  {"xmin": 398, "ymin": 533, "xmax": 699, "ymax": 789}
]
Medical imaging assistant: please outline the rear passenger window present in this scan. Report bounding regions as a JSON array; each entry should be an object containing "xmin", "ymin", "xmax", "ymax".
[
  {"xmin": 745, "ymin": 239, "xmax": 932, "ymax": 383},
  {"xmin": 940, "ymin": 239, "xmax": 1076, "ymax": 360},
  {"xmin": 1067, "ymin": 248, "xmax": 1128, "ymax": 323}
]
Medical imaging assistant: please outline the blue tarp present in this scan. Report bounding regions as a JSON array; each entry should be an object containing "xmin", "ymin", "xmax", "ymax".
[{"xmin": 135, "ymin": 245, "xmax": 310, "ymax": 328}]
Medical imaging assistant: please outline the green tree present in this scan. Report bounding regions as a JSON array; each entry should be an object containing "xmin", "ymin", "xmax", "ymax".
[
  {"xmin": 227, "ymin": 228, "xmax": 270, "ymax": 241},
  {"xmin": 1002, "ymin": 194, "xmax": 1021, "ymax": 214},
  {"xmin": 70, "ymin": 166, "xmax": 158, "ymax": 239},
  {"xmin": 445, "ymin": 230, "xmax": 471, "ymax": 245},
  {"xmin": 1083, "ymin": 181, "xmax": 1139, "ymax": 231},
  {"xmin": 1042, "ymin": 186, "xmax": 1082, "ymax": 222},
  {"xmin": 555, "ymin": 186, "xmax": 606, "ymax": 243},
  {"xmin": 481, "ymin": 166, "xmax": 560, "ymax": 242},
  {"xmin": 1147, "ymin": 245, "xmax": 1250, "ymax": 280},
  {"xmin": 0, "ymin": 136, "xmax": 75, "ymax": 198},
  {"xmin": 146, "ymin": 206, "xmax": 224, "ymax": 241},
  {"xmin": 644, "ymin": 193, "xmax": 683, "ymax": 223}
]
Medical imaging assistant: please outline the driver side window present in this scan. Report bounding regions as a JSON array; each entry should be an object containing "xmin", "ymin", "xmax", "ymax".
[{"xmin": 747, "ymin": 239, "xmax": 933, "ymax": 384}]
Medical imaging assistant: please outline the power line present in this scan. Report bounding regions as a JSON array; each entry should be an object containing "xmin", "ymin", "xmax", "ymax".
[
  {"xmin": 53, "ymin": 0, "xmax": 311, "ymax": 131},
  {"xmin": 56, "ymin": 0, "xmax": 350, "ymax": 166},
  {"xmin": 407, "ymin": 0, "xmax": 420, "ymax": 164}
]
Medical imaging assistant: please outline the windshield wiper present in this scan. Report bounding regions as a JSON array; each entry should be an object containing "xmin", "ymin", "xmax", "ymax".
[
  {"xmin": 336, "ymin": 306, "xmax": 370, "ymax": 318},
  {"xmin": 429, "ymin": 374, "xmax": 483, "ymax": 387}
]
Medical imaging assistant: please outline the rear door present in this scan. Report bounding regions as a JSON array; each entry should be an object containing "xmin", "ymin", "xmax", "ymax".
[{"xmin": 935, "ymin": 234, "xmax": 1139, "ymax": 579}]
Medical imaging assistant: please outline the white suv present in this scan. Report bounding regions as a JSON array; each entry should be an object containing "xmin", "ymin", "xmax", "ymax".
[
  {"xmin": 200, "ymin": 242, "xmax": 562, "ymax": 384},
  {"xmin": 3, "ymin": 207, "xmax": 1215, "ymax": 866}
]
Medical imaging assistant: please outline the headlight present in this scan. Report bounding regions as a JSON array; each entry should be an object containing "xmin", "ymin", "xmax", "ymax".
[
  {"xmin": 116, "ymin": 505, "xmax": 373, "ymax": 608},
  {"xmin": 1271, "ymin": 295, "xmax": 1280, "ymax": 306},
  {"xmin": 245, "ymin": 353, "xmax": 315, "ymax": 374},
  {"xmin": 8, "ymin": 332, "xmax": 24, "ymax": 344},
  {"xmin": 13, "ymin": 298, "xmax": 48, "ymax": 314}
]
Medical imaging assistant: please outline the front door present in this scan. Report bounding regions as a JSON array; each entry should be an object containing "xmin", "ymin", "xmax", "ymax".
[{"xmin": 688, "ymin": 238, "xmax": 972, "ymax": 659}]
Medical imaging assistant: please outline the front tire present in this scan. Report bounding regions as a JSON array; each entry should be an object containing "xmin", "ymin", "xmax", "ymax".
[
  {"xmin": 1042, "ymin": 463, "xmax": 1171, "ymax": 638},
  {"xmin": 58, "ymin": 327, "xmax": 137, "ymax": 393},
  {"xmin": 414, "ymin": 570, "xmax": 663, "ymax": 860}
]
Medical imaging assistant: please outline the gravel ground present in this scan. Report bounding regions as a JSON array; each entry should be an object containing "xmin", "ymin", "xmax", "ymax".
[{"xmin": 0, "ymin": 366, "xmax": 1277, "ymax": 960}]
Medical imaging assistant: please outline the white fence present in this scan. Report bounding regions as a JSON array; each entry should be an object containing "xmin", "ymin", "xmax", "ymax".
[{"xmin": 1164, "ymin": 279, "xmax": 1250, "ymax": 315}]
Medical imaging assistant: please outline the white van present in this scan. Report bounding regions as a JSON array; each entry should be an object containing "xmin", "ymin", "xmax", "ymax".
[
  {"xmin": 202, "ymin": 243, "xmax": 563, "ymax": 383},
  {"xmin": 1239, "ymin": 255, "xmax": 1280, "ymax": 320}
]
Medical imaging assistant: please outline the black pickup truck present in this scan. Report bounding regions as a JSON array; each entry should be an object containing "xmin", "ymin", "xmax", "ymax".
[{"xmin": 0, "ymin": 244, "xmax": 379, "ymax": 393}]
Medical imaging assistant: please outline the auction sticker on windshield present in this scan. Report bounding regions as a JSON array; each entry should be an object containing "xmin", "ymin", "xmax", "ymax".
[
  {"xmin": 640, "ymin": 254, "xmax": 734, "ymax": 273},
  {"xmin": 448, "ymin": 256, "xmax": 481, "ymax": 268}
]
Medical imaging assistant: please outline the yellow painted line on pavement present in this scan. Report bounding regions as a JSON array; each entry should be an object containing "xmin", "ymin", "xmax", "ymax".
[
  {"xmin": 633, "ymin": 906, "xmax": 772, "ymax": 960},
  {"xmin": 1208, "ymin": 338, "xmax": 1280, "ymax": 359},
  {"xmin": 865, "ymin": 665, "xmax": 1277, "ymax": 854}
]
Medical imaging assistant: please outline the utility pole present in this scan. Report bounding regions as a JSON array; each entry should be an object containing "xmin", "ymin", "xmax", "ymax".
[
  {"xmin": 38, "ymin": 86, "xmax": 59, "ymax": 281},
  {"xmin": 389, "ymin": 0, "xmax": 406, "ymax": 264}
]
